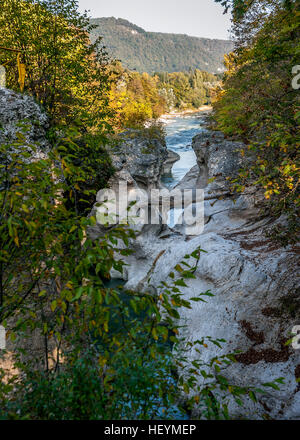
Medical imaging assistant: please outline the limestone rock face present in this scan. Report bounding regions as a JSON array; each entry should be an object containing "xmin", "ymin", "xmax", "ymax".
[
  {"xmin": 89, "ymin": 130, "xmax": 170, "ymax": 240},
  {"xmin": 127, "ymin": 226, "xmax": 299, "ymax": 419},
  {"xmin": 192, "ymin": 130, "xmax": 251, "ymax": 195},
  {"xmin": 174, "ymin": 164, "xmax": 200, "ymax": 190},
  {"xmin": 108, "ymin": 130, "xmax": 169, "ymax": 190},
  {"xmin": 0, "ymin": 88, "xmax": 50, "ymax": 159},
  {"xmin": 163, "ymin": 150, "xmax": 180, "ymax": 175},
  {"xmin": 113, "ymin": 129, "xmax": 300, "ymax": 420}
]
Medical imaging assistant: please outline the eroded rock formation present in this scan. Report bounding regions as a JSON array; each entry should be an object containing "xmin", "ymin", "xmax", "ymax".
[{"xmin": 99, "ymin": 127, "xmax": 300, "ymax": 420}]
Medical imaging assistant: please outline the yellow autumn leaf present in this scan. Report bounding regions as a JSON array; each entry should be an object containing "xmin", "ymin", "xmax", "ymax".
[{"xmin": 14, "ymin": 235, "xmax": 19, "ymax": 247}]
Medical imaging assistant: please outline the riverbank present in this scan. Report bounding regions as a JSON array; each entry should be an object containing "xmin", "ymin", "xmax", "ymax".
[{"xmin": 159, "ymin": 105, "xmax": 212, "ymax": 121}]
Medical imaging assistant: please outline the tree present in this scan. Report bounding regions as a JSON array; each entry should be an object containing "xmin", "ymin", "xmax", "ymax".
[
  {"xmin": 0, "ymin": 0, "xmax": 112, "ymax": 129},
  {"xmin": 213, "ymin": 0, "xmax": 300, "ymax": 243},
  {"xmin": 214, "ymin": 0, "xmax": 294, "ymax": 20}
]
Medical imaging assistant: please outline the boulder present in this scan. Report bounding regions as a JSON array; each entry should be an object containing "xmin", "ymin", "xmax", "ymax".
[
  {"xmin": 192, "ymin": 130, "xmax": 250, "ymax": 196},
  {"xmin": 108, "ymin": 130, "xmax": 168, "ymax": 190},
  {"xmin": 90, "ymin": 129, "xmax": 171, "ymax": 239}
]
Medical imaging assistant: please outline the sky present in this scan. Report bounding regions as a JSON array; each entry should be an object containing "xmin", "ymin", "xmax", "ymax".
[{"xmin": 78, "ymin": 0, "xmax": 232, "ymax": 40}]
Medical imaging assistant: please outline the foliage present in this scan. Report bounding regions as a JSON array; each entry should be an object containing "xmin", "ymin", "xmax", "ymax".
[
  {"xmin": 0, "ymin": 207, "xmax": 279, "ymax": 420},
  {"xmin": 0, "ymin": 0, "xmax": 112, "ymax": 129},
  {"xmin": 157, "ymin": 69, "xmax": 219, "ymax": 110},
  {"xmin": 108, "ymin": 64, "xmax": 219, "ymax": 129},
  {"xmin": 0, "ymin": 0, "xmax": 115, "ymax": 205},
  {"xmin": 213, "ymin": 0, "xmax": 300, "ymax": 242},
  {"xmin": 215, "ymin": 0, "xmax": 294, "ymax": 20},
  {"xmin": 89, "ymin": 17, "xmax": 233, "ymax": 75},
  {"xmin": 0, "ymin": 0, "xmax": 284, "ymax": 421},
  {"xmin": 0, "ymin": 123, "xmax": 136, "ymax": 417},
  {"xmin": 108, "ymin": 64, "xmax": 168, "ymax": 129}
]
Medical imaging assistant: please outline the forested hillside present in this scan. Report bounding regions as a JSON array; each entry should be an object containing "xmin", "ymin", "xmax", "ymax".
[{"xmin": 89, "ymin": 17, "xmax": 233, "ymax": 74}]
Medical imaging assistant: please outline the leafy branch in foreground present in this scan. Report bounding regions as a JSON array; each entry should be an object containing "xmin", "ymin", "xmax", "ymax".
[{"xmin": 0, "ymin": 157, "xmax": 283, "ymax": 420}]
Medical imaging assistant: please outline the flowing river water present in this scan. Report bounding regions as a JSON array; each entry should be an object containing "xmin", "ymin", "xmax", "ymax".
[
  {"xmin": 160, "ymin": 111, "xmax": 208, "ymax": 227},
  {"xmin": 160, "ymin": 112, "xmax": 207, "ymax": 188}
]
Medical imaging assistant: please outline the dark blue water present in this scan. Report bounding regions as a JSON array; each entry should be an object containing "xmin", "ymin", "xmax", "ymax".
[{"xmin": 161, "ymin": 113, "xmax": 206, "ymax": 187}]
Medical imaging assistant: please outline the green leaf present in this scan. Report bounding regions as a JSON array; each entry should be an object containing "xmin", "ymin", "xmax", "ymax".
[{"xmin": 51, "ymin": 300, "xmax": 57, "ymax": 312}]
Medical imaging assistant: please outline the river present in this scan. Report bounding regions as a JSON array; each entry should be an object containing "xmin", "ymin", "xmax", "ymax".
[
  {"xmin": 105, "ymin": 112, "xmax": 209, "ymax": 419},
  {"xmin": 160, "ymin": 112, "xmax": 208, "ymax": 187}
]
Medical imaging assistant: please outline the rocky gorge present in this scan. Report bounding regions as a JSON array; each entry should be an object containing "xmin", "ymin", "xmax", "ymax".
[
  {"xmin": 91, "ymin": 113, "xmax": 300, "ymax": 419},
  {"xmin": 1, "ymin": 89, "xmax": 299, "ymax": 419}
]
